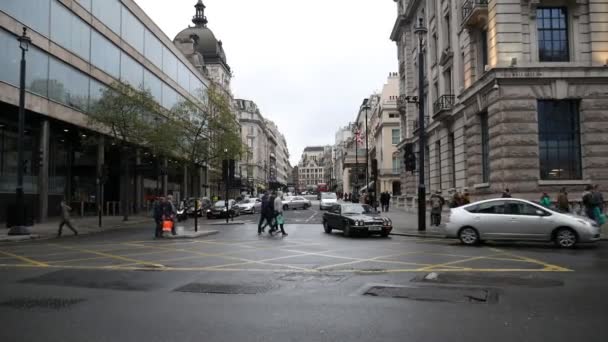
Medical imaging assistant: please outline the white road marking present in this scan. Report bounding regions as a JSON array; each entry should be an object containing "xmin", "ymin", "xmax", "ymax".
[{"xmin": 305, "ymin": 211, "xmax": 319, "ymax": 223}]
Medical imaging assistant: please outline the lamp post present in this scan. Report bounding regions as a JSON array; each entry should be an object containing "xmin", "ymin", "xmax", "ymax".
[
  {"xmin": 414, "ymin": 17, "xmax": 428, "ymax": 232},
  {"xmin": 224, "ymin": 148, "xmax": 231, "ymax": 223},
  {"xmin": 361, "ymin": 100, "xmax": 371, "ymax": 202},
  {"xmin": 9, "ymin": 27, "xmax": 32, "ymax": 236}
]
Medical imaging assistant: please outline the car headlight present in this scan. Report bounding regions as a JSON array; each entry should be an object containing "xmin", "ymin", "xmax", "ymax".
[
  {"xmin": 206, "ymin": 209, "xmax": 211, "ymax": 213},
  {"xmin": 222, "ymin": 208, "xmax": 227, "ymax": 212}
]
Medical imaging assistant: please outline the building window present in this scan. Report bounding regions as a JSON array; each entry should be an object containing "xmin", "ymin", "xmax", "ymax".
[
  {"xmin": 480, "ymin": 29, "xmax": 488, "ymax": 69},
  {"xmin": 435, "ymin": 141, "xmax": 442, "ymax": 189},
  {"xmin": 444, "ymin": 13, "xmax": 451, "ymax": 49},
  {"xmin": 538, "ymin": 100, "xmax": 581, "ymax": 180},
  {"xmin": 449, "ymin": 133, "xmax": 456, "ymax": 188},
  {"xmin": 444, "ymin": 68, "xmax": 452, "ymax": 94},
  {"xmin": 537, "ymin": 7, "xmax": 569, "ymax": 62},
  {"xmin": 480, "ymin": 112, "xmax": 490, "ymax": 183},
  {"xmin": 391, "ymin": 129, "xmax": 400, "ymax": 145}
]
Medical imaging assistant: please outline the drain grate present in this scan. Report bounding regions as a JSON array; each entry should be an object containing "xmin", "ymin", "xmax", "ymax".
[
  {"xmin": 1, "ymin": 297, "xmax": 85, "ymax": 310},
  {"xmin": 363, "ymin": 286, "xmax": 497, "ymax": 304},
  {"xmin": 174, "ymin": 283, "xmax": 273, "ymax": 295}
]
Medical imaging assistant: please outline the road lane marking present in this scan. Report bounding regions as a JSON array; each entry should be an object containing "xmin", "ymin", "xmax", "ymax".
[
  {"xmin": 49, "ymin": 244, "xmax": 165, "ymax": 268},
  {"xmin": 487, "ymin": 248, "xmax": 573, "ymax": 272},
  {"xmin": 0, "ymin": 250, "xmax": 48, "ymax": 267},
  {"xmin": 305, "ymin": 211, "xmax": 319, "ymax": 223}
]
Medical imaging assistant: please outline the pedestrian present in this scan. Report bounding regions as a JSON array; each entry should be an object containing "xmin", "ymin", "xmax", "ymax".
[
  {"xmin": 272, "ymin": 191, "xmax": 288, "ymax": 236},
  {"xmin": 462, "ymin": 191, "xmax": 471, "ymax": 205},
  {"xmin": 153, "ymin": 196, "xmax": 165, "ymax": 238},
  {"xmin": 557, "ymin": 188, "xmax": 570, "ymax": 213},
  {"xmin": 258, "ymin": 191, "xmax": 273, "ymax": 234},
  {"xmin": 161, "ymin": 195, "xmax": 177, "ymax": 236},
  {"xmin": 267, "ymin": 191, "xmax": 278, "ymax": 234},
  {"xmin": 429, "ymin": 191, "xmax": 445, "ymax": 227},
  {"xmin": 540, "ymin": 192, "xmax": 552, "ymax": 208},
  {"xmin": 385, "ymin": 192, "xmax": 391, "ymax": 212},
  {"xmin": 592, "ymin": 184, "xmax": 606, "ymax": 225},
  {"xmin": 57, "ymin": 200, "xmax": 78, "ymax": 237},
  {"xmin": 451, "ymin": 191, "xmax": 463, "ymax": 208},
  {"xmin": 582, "ymin": 185, "xmax": 596, "ymax": 220},
  {"xmin": 501, "ymin": 188, "xmax": 512, "ymax": 198},
  {"xmin": 379, "ymin": 192, "xmax": 386, "ymax": 212}
]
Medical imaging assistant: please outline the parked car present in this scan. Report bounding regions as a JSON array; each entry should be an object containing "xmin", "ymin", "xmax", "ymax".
[
  {"xmin": 322, "ymin": 203, "xmax": 392, "ymax": 237},
  {"xmin": 445, "ymin": 198, "xmax": 601, "ymax": 248},
  {"xmin": 186, "ymin": 197, "xmax": 212, "ymax": 217},
  {"xmin": 319, "ymin": 192, "xmax": 338, "ymax": 210},
  {"xmin": 206, "ymin": 200, "xmax": 241, "ymax": 219},
  {"xmin": 235, "ymin": 198, "xmax": 262, "ymax": 214},
  {"xmin": 282, "ymin": 196, "xmax": 311, "ymax": 210}
]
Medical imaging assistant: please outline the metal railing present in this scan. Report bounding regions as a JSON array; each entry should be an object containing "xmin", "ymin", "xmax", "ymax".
[
  {"xmin": 462, "ymin": 0, "xmax": 489, "ymax": 25},
  {"xmin": 433, "ymin": 94, "xmax": 455, "ymax": 115},
  {"xmin": 412, "ymin": 116, "xmax": 429, "ymax": 132}
]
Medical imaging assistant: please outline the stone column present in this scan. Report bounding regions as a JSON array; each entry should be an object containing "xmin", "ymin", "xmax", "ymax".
[
  {"xmin": 162, "ymin": 158, "xmax": 168, "ymax": 196},
  {"xmin": 38, "ymin": 120, "xmax": 49, "ymax": 222},
  {"xmin": 135, "ymin": 149, "xmax": 142, "ymax": 213}
]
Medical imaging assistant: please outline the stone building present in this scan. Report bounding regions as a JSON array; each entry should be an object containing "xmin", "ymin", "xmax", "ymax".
[
  {"xmin": 390, "ymin": 0, "xmax": 608, "ymax": 207},
  {"xmin": 265, "ymin": 119, "xmax": 292, "ymax": 188},
  {"xmin": 298, "ymin": 146, "xmax": 329, "ymax": 191},
  {"xmin": 0, "ymin": 0, "xmax": 231, "ymax": 222},
  {"xmin": 333, "ymin": 124, "xmax": 354, "ymax": 193}
]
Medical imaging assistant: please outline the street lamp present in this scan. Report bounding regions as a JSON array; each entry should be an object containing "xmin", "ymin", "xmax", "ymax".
[
  {"xmin": 414, "ymin": 17, "xmax": 428, "ymax": 232},
  {"xmin": 9, "ymin": 27, "xmax": 32, "ymax": 236},
  {"xmin": 223, "ymin": 148, "xmax": 231, "ymax": 223}
]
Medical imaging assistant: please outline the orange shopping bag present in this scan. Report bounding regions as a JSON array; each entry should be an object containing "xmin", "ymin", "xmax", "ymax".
[{"xmin": 162, "ymin": 220, "xmax": 173, "ymax": 232}]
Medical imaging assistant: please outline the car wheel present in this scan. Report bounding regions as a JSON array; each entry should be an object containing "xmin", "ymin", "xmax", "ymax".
[
  {"xmin": 323, "ymin": 220, "xmax": 332, "ymax": 234},
  {"xmin": 554, "ymin": 227, "xmax": 577, "ymax": 248},
  {"xmin": 458, "ymin": 227, "xmax": 480, "ymax": 246},
  {"xmin": 344, "ymin": 222, "xmax": 352, "ymax": 237}
]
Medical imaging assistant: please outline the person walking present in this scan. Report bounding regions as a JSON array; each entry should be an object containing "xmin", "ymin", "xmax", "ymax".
[
  {"xmin": 385, "ymin": 192, "xmax": 391, "ymax": 212},
  {"xmin": 582, "ymin": 185, "xmax": 596, "ymax": 220},
  {"xmin": 153, "ymin": 197, "xmax": 165, "ymax": 238},
  {"xmin": 451, "ymin": 191, "xmax": 463, "ymax": 208},
  {"xmin": 379, "ymin": 192, "xmax": 386, "ymax": 212},
  {"xmin": 501, "ymin": 188, "xmax": 512, "ymax": 198},
  {"xmin": 57, "ymin": 200, "xmax": 78, "ymax": 237},
  {"xmin": 462, "ymin": 191, "xmax": 471, "ymax": 205},
  {"xmin": 272, "ymin": 191, "xmax": 288, "ymax": 236},
  {"xmin": 161, "ymin": 196, "xmax": 177, "ymax": 236},
  {"xmin": 557, "ymin": 188, "xmax": 570, "ymax": 213},
  {"xmin": 258, "ymin": 191, "xmax": 273, "ymax": 234},
  {"xmin": 592, "ymin": 184, "xmax": 606, "ymax": 225},
  {"xmin": 540, "ymin": 192, "xmax": 552, "ymax": 208},
  {"xmin": 429, "ymin": 191, "xmax": 445, "ymax": 227}
]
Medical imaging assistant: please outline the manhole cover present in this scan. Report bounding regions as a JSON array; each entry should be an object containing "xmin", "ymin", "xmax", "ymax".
[
  {"xmin": 363, "ymin": 286, "xmax": 497, "ymax": 304},
  {"xmin": 174, "ymin": 283, "xmax": 273, "ymax": 295},
  {"xmin": 413, "ymin": 272, "xmax": 564, "ymax": 288},
  {"xmin": 21, "ymin": 270, "xmax": 157, "ymax": 292},
  {"xmin": 1, "ymin": 297, "xmax": 85, "ymax": 310}
]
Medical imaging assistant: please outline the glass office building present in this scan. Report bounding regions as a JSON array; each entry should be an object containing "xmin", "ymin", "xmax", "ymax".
[{"xmin": 0, "ymin": 0, "xmax": 212, "ymax": 222}]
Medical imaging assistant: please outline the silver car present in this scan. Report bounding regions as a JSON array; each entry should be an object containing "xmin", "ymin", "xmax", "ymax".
[
  {"xmin": 235, "ymin": 198, "xmax": 262, "ymax": 214},
  {"xmin": 445, "ymin": 198, "xmax": 601, "ymax": 248},
  {"xmin": 282, "ymin": 196, "xmax": 311, "ymax": 210}
]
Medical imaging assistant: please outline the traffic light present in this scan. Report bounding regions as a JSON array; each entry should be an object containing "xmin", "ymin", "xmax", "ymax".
[{"xmin": 404, "ymin": 143, "xmax": 416, "ymax": 172}]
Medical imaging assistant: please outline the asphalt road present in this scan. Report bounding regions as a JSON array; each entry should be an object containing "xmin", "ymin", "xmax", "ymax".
[{"xmin": 1, "ymin": 209, "xmax": 607, "ymax": 342}]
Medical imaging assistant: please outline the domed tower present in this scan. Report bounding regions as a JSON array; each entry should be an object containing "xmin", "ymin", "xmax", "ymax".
[{"xmin": 174, "ymin": 0, "xmax": 232, "ymax": 93}]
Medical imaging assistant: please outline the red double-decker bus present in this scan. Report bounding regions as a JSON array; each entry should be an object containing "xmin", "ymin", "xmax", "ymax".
[{"xmin": 317, "ymin": 183, "xmax": 328, "ymax": 193}]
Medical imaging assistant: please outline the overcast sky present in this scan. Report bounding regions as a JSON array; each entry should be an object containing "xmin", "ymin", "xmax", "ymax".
[{"xmin": 135, "ymin": 0, "xmax": 397, "ymax": 166}]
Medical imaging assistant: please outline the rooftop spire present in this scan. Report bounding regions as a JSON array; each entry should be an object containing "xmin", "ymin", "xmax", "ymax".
[{"xmin": 192, "ymin": 0, "xmax": 208, "ymax": 27}]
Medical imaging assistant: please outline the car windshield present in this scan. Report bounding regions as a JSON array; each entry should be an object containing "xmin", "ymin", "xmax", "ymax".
[
  {"xmin": 341, "ymin": 204, "xmax": 372, "ymax": 214},
  {"xmin": 321, "ymin": 193, "xmax": 337, "ymax": 199},
  {"xmin": 214, "ymin": 201, "xmax": 227, "ymax": 208}
]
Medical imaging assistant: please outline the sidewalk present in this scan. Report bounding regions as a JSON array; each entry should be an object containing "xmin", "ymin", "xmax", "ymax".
[
  {"xmin": 1, "ymin": 215, "xmax": 218, "ymax": 242},
  {"xmin": 383, "ymin": 205, "xmax": 608, "ymax": 240}
]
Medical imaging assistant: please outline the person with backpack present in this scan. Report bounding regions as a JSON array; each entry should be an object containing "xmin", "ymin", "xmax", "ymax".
[
  {"xmin": 540, "ymin": 192, "xmax": 552, "ymax": 208},
  {"xmin": 429, "ymin": 191, "xmax": 445, "ymax": 227}
]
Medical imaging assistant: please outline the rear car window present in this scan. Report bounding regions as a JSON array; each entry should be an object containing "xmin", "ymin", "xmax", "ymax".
[{"xmin": 464, "ymin": 201, "xmax": 505, "ymax": 214}]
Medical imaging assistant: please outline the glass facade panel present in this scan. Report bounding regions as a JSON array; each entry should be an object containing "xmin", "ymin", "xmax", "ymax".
[
  {"xmin": 88, "ymin": 78, "xmax": 107, "ymax": 111},
  {"xmin": 92, "ymin": 0, "xmax": 121, "ymax": 34},
  {"xmin": 144, "ymin": 29, "xmax": 162, "ymax": 68},
  {"xmin": 162, "ymin": 47, "xmax": 177, "ymax": 81},
  {"xmin": 0, "ymin": 29, "xmax": 21, "ymax": 86},
  {"xmin": 1, "ymin": 0, "xmax": 50, "ymax": 36},
  {"xmin": 538, "ymin": 100, "xmax": 581, "ymax": 180},
  {"xmin": 48, "ymin": 57, "xmax": 89, "ymax": 111},
  {"xmin": 51, "ymin": 0, "xmax": 90, "ymax": 61},
  {"xmin": 391, "ymin": 129, "xmax": 400, "ymax": 145},
  {"xmin": 75, "ymin": 0, "xmax": 91, "ymax": 12},
  {"xmin": 120, "ymin": 52, "xmax": 143, "ymax": 89},
  {"xmin": 26, "ymin": 46, "xmax": 50, "ymax": 97},
  {"xmin": 91, "ymin": 30, "xmax": 120, "ymax": 78},
  {"xmin": 178, "ymin": 62, "xmax": 190, "ymax": 91},
  {"xmin": 121, "ymin": 7, "xmax": 144, "ymax": 53},
  {"xmin": 162, "ymin": 83, "xmax": 177, "ymax": 109},
  {"xmin": 143, "ymin": 69, "xmax": 162, "ymax": 104}
]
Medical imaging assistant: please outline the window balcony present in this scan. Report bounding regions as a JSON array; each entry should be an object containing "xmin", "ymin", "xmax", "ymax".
[
  {"xmin": 378, "ymin": 169, "xmax": 401, "ymax": 177},
  {"xmin": 461, "ymin": 0, "xmax": 488, "ymax": 28},
  {"xmin": 432, "ymin": 94, "xmax": 455, "ymax": 120},
  {"xmin": 412, "ymin": 116, "xmax": 429, "ymax": 134}
]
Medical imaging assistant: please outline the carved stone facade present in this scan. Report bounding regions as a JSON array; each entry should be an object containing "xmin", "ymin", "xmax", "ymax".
[{"xmin": 391, "ymin": 0, "xmax": 608, "ymax": 207}]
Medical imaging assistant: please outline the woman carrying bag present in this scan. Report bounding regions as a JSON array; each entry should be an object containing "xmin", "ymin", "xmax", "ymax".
[{"xmin": 272, "ymin": 191, "xmax": 288, "ymax": 236}]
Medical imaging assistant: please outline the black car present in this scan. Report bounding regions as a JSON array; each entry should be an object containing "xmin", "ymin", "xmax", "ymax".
[
  {"xmin": 206, "ymin": 200, "xmax": 241, "ymax": 219},
  {"xmin": 322, "ymin": 203, "xmax": 392, "ymax": 237}
]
